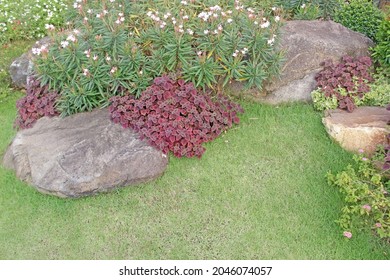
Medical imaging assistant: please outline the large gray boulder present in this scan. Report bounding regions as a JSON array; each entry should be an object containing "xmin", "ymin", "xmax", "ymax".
[
  {"xmin": 323, "ymin": 106, "xmax": 389, "ymax": 155},
  {"xmin": 261, "ymin": 20, "xmax": 374, "ymax": 104},
  {"xmin": 2, "ymin": 109, "xmax": 168, "ymax": 198}
]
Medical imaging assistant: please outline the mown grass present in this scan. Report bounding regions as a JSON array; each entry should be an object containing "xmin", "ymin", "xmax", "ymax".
[{"xmin": 1, "ymin": 41, "xmax": 390, "ymax": 260}]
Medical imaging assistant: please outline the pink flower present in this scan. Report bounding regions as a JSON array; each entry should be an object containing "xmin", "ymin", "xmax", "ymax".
[
  {"xmin": 362, "ymin": 157, "xmax": 368, "ymax": 161},
  {"xmin": 358, "ymin": 148, "xmax": 364, "ymax": 154},
  {"xmin": 362, "ymin": 204, "xmax": 371, "ymax": 211},
  {"xmin": 375, "ymin": 223, "xmax": 382, "ymax": 228},
  {"xmin": 343, "ymin": 231, "xmax": 352, "ymax": 239}
]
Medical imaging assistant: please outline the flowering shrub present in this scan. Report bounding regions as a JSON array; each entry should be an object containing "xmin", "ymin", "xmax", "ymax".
[
  {"xmin": 0, "ymin": 0, "xmax": 69, "ymax": 45},
  {"xmin": 15, "ymin": 77, "xmax": 59, "ymax": 129},
  {"xmin": 327, "ymin": 151, "xmax": 390, "ymax": 241},
  {"xmin": 141, "ymin": 1, "xmax": 283, "ymax": 90},
  {"xmin": 312, "ymin": 56, "xmax": 374, "ymax": 112},
  {"xmin": 109, "ymin": 76, "xmax": 244, "ymax": 158},
  {"xmin": 275, "ymin": 0, "xmax": 340, "ymax": 19},
  {"xmin": 34, "ymin": 0, "xmax": 283, "ymax": 116}
]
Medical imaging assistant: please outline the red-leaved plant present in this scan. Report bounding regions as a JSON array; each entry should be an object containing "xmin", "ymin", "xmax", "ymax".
[
  {"xmin": 109, "ymin": 76, "xmax": 244, "ymax": 158},
  {"xmin": 15, "ymin": 76, "xmax": 59, "ymax": 129},
  {"xmin": 315, "ymin": 56, "xmax": 374, "ymax": 112}
]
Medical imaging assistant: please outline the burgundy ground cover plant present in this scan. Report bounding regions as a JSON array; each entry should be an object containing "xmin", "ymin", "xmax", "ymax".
[
  {"xmin": 109, "ymin": 76, "xmax": 243, "ymax": 158},
  {"xmin": 315, "ymin": 56, "xmax": 374, "ymax": 112},
  {"xmin": 15, "ymin": 77, "xmax": 59, "ymax": 129}
]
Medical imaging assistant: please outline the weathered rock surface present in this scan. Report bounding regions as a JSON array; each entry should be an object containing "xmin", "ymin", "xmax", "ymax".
[
  {"xmin": 323, "ymin": 107, "xmax": 390, "ymax": 155},
  {"xmin": 9, "ymin": 54, "xmax": 34, "ymax": 89},
  {"xmin": 2, "ymin": 109, "xmax": 168, "ymax": 198},
  {"xmin": 260, "ymin": 20, "xmax": 374, "ymax": 104},
  {"xmin": 9, "ymin": 37, "xmax": 51, "ymax": 88}
]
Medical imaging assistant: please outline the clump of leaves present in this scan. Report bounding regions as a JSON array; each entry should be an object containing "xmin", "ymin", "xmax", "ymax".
[
  {"xmin": 327, "ymin": 151, "xmax": 390, "ymax": 241},
  {"xmin": 109, "ymin": 76, "xmax": 244, "ymax": 158},
  {"xmin": 314, "ymin": 56, "xmax": 374, "ymax": 112},
  {"xmin": 357, "ymin": 73, "xmax": 390, "ymax": 107},
  {"xmin": 334, "ymin": 0, "xmax": 384, "ymax": 41},
  {"xmin": 15, "ymin": 77, "xmax": 59, "ymax": 129}
]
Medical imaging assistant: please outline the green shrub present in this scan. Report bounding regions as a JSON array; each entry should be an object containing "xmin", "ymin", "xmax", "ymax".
[
  {"xmin": 334, "ymin": 0, "xmax": 384, "ymax": 41},
  {"xmin": 327, "ymin": 152, "xmax": 390, "ymax": 240},
  {"xmin": 371, "ymin": 17, "xmax": 390, "ymax": 76},
  {"xmin": 34, "ymin": 0, "xmax": 283, "ymax": 116},
  {"xmin": 0, "ymin": 0, "xmax": 70, "ymax": 45}
]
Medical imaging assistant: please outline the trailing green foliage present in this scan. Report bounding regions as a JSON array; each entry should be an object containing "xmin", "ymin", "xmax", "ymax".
[
  {"xmin": 311, "ymin": 88, "xmax": 338, "ymax": 111},
  {"xmin": 34, "ymin": 0, "xmax": 283, "ymax": 116},
  {"xmin": 328, "ymin": 152, "xmax": 390, "ymax": 241},
  {"xmin": 334, "ymin": 0, "xmax": 384, "ymax": 41},
  {"xmin": 358, "ymin": 74, "xmax": 390, "ymax": 107},
  {"xmin": 0, "ymin": 0, "xmax": 70, "ymax": 45}
]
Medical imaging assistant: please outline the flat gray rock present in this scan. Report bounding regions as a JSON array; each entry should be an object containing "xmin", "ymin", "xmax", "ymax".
[
  {"xmin": 2, "ymin": 109, "xmax": 168, "ymax": 198},
  {"xmin": 261, "ymin": 20, "xmax": 374, "ymax": 104}
]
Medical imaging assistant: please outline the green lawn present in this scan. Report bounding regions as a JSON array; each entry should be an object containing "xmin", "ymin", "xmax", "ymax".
[{"xmin": 0, "ymin": 41, "xmax": 389, "ymax": 260}]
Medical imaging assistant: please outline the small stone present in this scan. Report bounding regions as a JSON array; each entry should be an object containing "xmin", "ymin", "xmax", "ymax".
[
  {"xmin": 9, "ymin": 37, "xmax": 52, "ymax": 89},
  {"xmin": 9, "ymin": 54, "xmax": 34, "ymax": 89}
]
